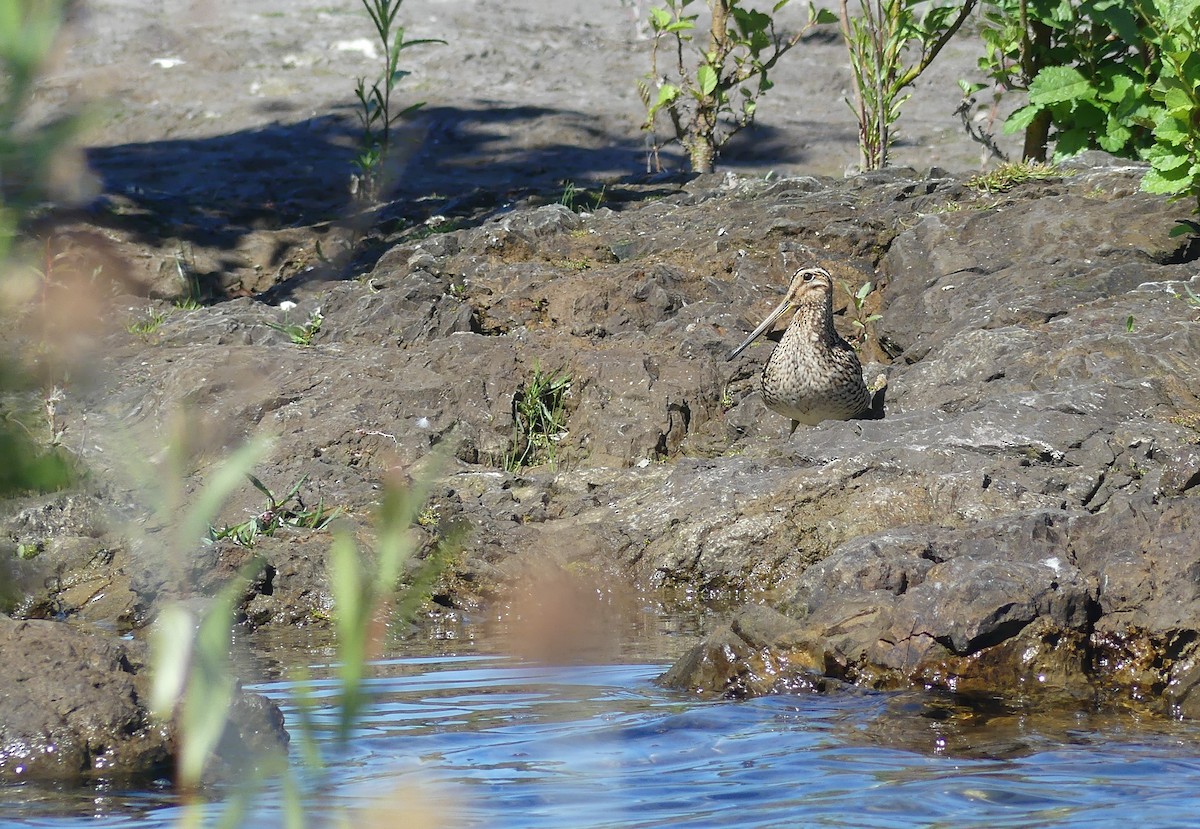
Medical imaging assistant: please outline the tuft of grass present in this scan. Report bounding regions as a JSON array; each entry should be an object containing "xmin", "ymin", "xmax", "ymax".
[
  {"xmin": 552, "ymin": 257, "xmax": 593, "ymax": 272},
  {"xmin": 965, "ymin": 161, "xmax": 1071, "ymax": 193},
  {"xmin": 172, "ymin": 244, "xmax": 205, "ymax": 309},
  {"xmin": 265, "ymin": 307, "xmax": 324, "ymax": 346},
  {"xmin": 208, "ymin": 474, "xmax": 342, "ymax": 547},
  {"xmin": 504, "ymin": 364, "xmax": 572, "ymax": 472},
  {"xmin": 127, "ymin": 309, "xmax": 168, "ymax": 338},
  {"xmin": 403, "ymin": 215, "xmax": 462, "ymax": 241},
  {"xmin": 1169, "ymin": 412, "xmax": 1200, "ymax": 433},
  {"xmin": 559, "ymin": 181, "xmax": 606, "ymax": 212}
]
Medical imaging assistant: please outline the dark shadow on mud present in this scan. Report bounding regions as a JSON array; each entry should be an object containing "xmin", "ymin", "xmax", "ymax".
[{"xmin": 79, "ymin": 101, "xmax": 816, "ymax": 296}]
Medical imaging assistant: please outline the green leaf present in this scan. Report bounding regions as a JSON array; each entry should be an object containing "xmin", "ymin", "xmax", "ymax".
[
  {"xmin": 1155, "ymin": 113, "xmax": 1192, "ymax": 145},
  {"xmin": 1145, "ymin": 141, "xmax": 1190, "ymax": 172},
  {"xmin": 148, "ymin": 605, "xmax": 195, "ymax": 719},
  {"xmin": 1028, "ymin": 65, "xmax": 1096, "ymax": 106},
  {"xmin": 813, "ymin": 7, "xmax": 838, "ymax": 24},
  {"xmin": 1170, "ymin": 219, "xmax": 1200, "ymax": 237},
  {"xmin": 1093, "ymin": 0, "xmax": 1143, "ymax": 45},
  {"xmin": 1166, "ymin": 89, "xmax": 1198, "ymax": 117},
  {"xmin": 696, "ymin": 63, "xmax": 718, "ymax": 97},
  {"xmin": 1141, "ymin": 164, "xmax": 1191, "ymax": 195},
  {"xmin": 1098, "ymin": 117, "xmax": 1132, "ymax": 153},
  {"xmin": 647, "ymin": 82, "xmax": 680, "ymax": 119},
  {"xmin": 1096, "ymin": 71, "xmax": 1134, "ymax": 104},
  {"xmin": 1159, "ymin": 0, "xmax": 1200, "ymax": 31},
  {"xmin": 1051, "ymin": 126, "xmax": 1092, "ymax": 160},
  {"xmin": 330, "ymin": 527, "xmax": 367, "ymax": 740},
  {"xmin": 247, "ymin": 473, "xmax": 273, "ymax": 500},
  {"xmin": 1003, "ymin": 102, "xmax": 1042, "ymax": 134},
  {"xmin": 397, "ymin": 37, "xmax": 447, "ymax": 50},
  {"xmin": 649, "ymin": 6, "xmax": 673, "ymax": 29}
]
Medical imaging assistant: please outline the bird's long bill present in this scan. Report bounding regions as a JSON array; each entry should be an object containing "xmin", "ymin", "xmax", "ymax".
[{"xmin": 727, "ymin": 299, "xmax": 792, "ymax": 361}]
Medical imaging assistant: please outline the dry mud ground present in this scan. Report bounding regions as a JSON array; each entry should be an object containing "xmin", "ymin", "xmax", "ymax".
[{"xmin": 43, "ymin": 0, "xmax": 1014, "ymax": 219}]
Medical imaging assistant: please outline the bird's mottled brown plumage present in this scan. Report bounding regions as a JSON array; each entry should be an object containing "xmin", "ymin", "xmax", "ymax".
[{"xmin": 728, "ymin": 267, "xmax": 871, "ymax": 433}]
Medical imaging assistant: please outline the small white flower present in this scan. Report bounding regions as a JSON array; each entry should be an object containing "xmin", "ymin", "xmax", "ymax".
[
  {"xmin": 278, "ymin": 301, "xmax": 297, "ymax": 312},
  {"xmin": 416, "ymin": 417, "xmax": 431, "ymax": 429},
  {"xmin": 151, "ymin": 57, "xmax": 185, "ymax": 69}
]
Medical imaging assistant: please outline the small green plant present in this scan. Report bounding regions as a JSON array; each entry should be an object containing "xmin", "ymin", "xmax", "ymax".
[
  {"xmin": 1171, "ymin": 280, "xmax": 1200, "ymax": 314},
  {"xmin": 208, "ymin": 474, "xmax": 342, "ymax": 547},
  {"xmin": 505, "ymin": 364, "xmax": 572, "ymax": 471},
  {"xmin": 127, "ymin": 308, "xmax": 168, "ymax": 338},
  {"xmin": 552, "ymin": 257, "xmax": 593, "ymax": 271},
  {"xmin": 639, "ymin": 0, "xmax": 836, "ymax": 173},
  {"xmin": 838, "ymin": 0, "xmax": 977, "ymax": 170},
  {"xmin": 416, "ymin": 503, "xmax": 440, "ymax": 528},
  {"xmin": 351, "ymin": 0, "xmax": 444, "ymax": 200},
  {"xmin": 1125, "ymin": 314, "xmax": 1136, "ymax": 332},
  {"xmin": 265, "ymin": 306, "xmax": 324, "ymax": 346},
  {"xmin": 1186, "ymin": 284, "xmax": 1200, "ymax": 307},
  {"xmin": 841, "ymin": 279, "xmax": 883, "ymax": 346},
  {"xmin": 171, "ymin": 244, "xmax": 205, "ymax": 309},
  {"xmin": 559, "ymin": 180, "xmax": 607, "ymax": 212},
  {"xmin": 559, "ymin": 180, "xmax": 579, "ymax": 209},
  {"xmin": 964, "ymin": 160, "xmax": 1068, "ymax": 192}
]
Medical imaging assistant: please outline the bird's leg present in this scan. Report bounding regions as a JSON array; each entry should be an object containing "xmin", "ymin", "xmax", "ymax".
[{"xmin": 789, "ymin": 419, "xmax": 800, "ymax": 436}]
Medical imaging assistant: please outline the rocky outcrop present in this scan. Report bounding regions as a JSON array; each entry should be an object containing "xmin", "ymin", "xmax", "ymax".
[
  {"xmin": 0, "ymin": 616, "xmax": 285, "ymax": 783},
  {"xmin": 5, "ymin": 156, "xmax": 1200, "ymax": 753},
  {"xmin": 657, "ymin": 157, "xmax": 1200, "ymax": 712}
]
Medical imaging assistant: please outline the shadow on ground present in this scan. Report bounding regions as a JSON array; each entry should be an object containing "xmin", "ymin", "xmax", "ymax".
[{"xmin": 74, "ymin": 100, "xmax": 820, "ymax": 299}]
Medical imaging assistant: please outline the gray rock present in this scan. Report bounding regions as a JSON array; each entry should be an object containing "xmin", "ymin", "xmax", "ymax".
[
  {"xmin": 0, "ymin": 617, "xmax": 285, "ymax": 783},
  {"xmin": 12, "ymin": 158, "xmax": 1200, "ymax": 735}
]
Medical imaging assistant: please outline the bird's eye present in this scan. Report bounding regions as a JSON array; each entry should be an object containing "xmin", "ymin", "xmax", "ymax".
[{"xmin": 802, "ymin": 272, "xmax": 815, "ymax": 282}]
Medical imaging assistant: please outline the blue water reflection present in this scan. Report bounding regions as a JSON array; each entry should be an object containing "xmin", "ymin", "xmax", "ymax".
[{"xmin": 5, "ymin": 655, "xmax": 1200, "ymax": 828}]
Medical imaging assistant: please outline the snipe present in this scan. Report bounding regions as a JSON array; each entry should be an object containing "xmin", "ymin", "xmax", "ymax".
[{"xmin": 728, "ymin": 266, "xmax": 879, "ymax": 433}]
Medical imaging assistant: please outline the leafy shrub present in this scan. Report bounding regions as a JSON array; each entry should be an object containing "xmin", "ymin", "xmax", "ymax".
[
  {"xmin": 1136, "ymin": 0, "xmax": 1200, "ymax": 210},
  {"xmin": 970, "ymin": 0, "xmax": 1200, "ymax": 211},
  {"xmin": 639, "ymin": 0, "xmax": 835, "ymax": 173},
  {"xmin": 839, "ymin": 0, "xmax": 978, "ymax": 170}
]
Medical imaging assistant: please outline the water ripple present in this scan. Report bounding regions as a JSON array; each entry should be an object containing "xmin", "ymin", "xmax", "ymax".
[{"xmin": 7, "ymin": 655, "xmax": 1200, "ymax": 828}]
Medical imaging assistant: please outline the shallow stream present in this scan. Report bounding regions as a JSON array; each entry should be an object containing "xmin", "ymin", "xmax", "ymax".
[{"xmin": 5, "ymin": 620, "xmax": 1200, "ymax": 828}]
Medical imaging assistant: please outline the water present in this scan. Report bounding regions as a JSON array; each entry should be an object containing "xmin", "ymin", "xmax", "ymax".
[{"xmin": 5, "ymin": 641, "xmax": 1200, "ymax": 827}]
